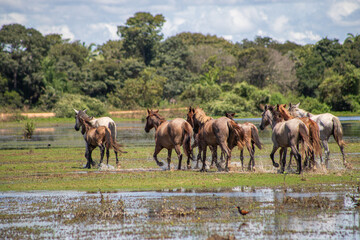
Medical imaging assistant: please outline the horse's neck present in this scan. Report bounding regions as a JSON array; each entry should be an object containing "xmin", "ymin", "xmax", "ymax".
[
  {"xmin": 154, "ymin": 119, "xmax": 167, "ymax": 130},
  {"xmin": 280, "ymin": 109, "xmax": 293, "ymax": 121}
]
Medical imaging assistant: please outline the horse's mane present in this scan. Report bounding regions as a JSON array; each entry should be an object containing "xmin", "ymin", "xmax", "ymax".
[
  {"xmin": 151, "ymin": 111, "xmax": 166, "ymax": 122},
  {"xmin": 194, "ymin": 108, "xmax": 213, "ymax": 124},
  {"xmin": 78, "ymin": 110, "xmax": 93, "ymax": 122},
  {"xmin": 278, "ymin": 104, "xmax": 293, "ymax": 121},
  {"xmin": 268, "ymin": 105, "xmax": 284, "ymax": 123}
]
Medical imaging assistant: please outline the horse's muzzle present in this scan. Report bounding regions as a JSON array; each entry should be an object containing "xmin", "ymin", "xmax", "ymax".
[
  {"xmin": 144, "ymin": 127, "xmax": 150, "ymax": 133},
  {"xmin": 75, "ymin": 125, "xmax": 80, "ymax": 131}
]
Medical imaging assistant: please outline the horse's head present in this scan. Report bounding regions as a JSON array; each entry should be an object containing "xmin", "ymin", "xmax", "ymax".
[
  {"xmin": 74, "ymin": 109, "xmax": 88, "ymax": 131},
  {"xmin": 225, "ymin": 112, "xmax": 235, "ymax": 120},
  {"xmin": 288, "ymin": 103, "xmax": 307, "ymax": 118},
  {"xmin": 145, "ymin": 109, "xmax": 161, "ymax": 132},
  {"xmin": 259, "ymin": 104, "xmax": 274, "ymax": 130},
  {"xmin": 186, "ymin": 106, "xmax": 195, "ymax": 128}
]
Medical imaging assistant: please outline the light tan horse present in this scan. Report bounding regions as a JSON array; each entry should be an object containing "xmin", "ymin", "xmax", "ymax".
[
  {"xmin": 189, "ymin": 108, "xmax": 245, "ymax": 172},
  {"xmin": 277, "ymin": 104, "xmax": 322, "ymax": 169},
  {"xmin": 288, "ymin": 103, "xmax": 348, "ymax": 168},
  {"xmin": 225, "ymin": 113, "xmax": 262, "ymax": 171},
  {"xmin": 259, "ymin": 105, "xmax": 313, "ymax": 174},
  {"xmin": 144, "ymin": 109, "xmax": 193, "ymax": 170},
  {"xmin": 78, "ymin": 116, "xmax": 126, "ymax": 169}
]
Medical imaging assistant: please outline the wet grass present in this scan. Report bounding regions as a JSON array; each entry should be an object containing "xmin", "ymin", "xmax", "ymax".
[{"xmin": 0, "ymin": 141, "xmax": 359, "ymax": 191}]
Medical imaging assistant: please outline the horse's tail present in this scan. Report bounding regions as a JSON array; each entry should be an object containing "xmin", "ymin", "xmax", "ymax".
[
  {"xmin": 182, "ymin": 122, "xmax": 193, "ymax": 159},
  {"xmin": 333, "ymin": 116, "xmax": 345, "ymax": 147},
  {"xmin": 105, "ymin": 127, "xmax": 126, "ymax": 154},
  {"xmin": 250, "ymin": 125, "xmax": 262, "ymax": 150},
  {"xmin": 108, "ymin": 121, "xmax": 117, "ymax": 142},
  {"xmin": 308, "ymin": 120, "xmax": 322, "ymax": 158},
  {"xmin": 299, "ymin": 123, "xmax": 313, "ymax": 157},
  {"xmin": 228, "ymin": 120, "xmax": 245, "ymax": 149}
]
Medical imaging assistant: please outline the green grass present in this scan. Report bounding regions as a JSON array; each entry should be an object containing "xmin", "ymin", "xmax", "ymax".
[{"xmin": 0, "ymin": 142, "xmax": 359, "ymax": 192}]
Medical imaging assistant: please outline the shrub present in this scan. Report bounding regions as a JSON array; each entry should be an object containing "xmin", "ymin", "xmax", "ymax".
[
  {"xmin": 53, "ymin": 93, "xmax": 106, "ymax": 118},
  {"xmin": 24, "ymin": 121, "xmax": 35, "ymax": 139}
]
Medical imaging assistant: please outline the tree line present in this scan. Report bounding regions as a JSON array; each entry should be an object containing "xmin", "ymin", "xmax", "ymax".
[{"xmin": 0, "ymin": 12, "xmax": 359, "ymax": 117}]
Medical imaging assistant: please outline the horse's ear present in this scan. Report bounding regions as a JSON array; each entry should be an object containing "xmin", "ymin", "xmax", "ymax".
[
  {"xmin": 263, "ymin": 104, "xmax": 267, "ymax": 110},
  {"xmin": 284, "ymin": 104, "xmax": 287, "ymax": 108},
  {"xmin": 295, "ymin": 103, "xmax": 300, "ymax": 108},
  {"xmin": 74, "ymin": 109, "xmax": 79, "ymax": 114},
  {"xmin": 154, "ymin": 109, "xmax": 159, "ymax": 113},
  {"xmin": 276, "ymin": 104, "xmax": 279, "ymax": 110},
  {"xmin": 83, "ymin": 109, "xmax": 87, "ymax": 113},
  {"xmin": 231, "ymin": 113, "xmax": 235, "ymax": 117},
  {"xmin": 147, "ymin": 109, "xmax": 150, "ymax": 115},
  {"xmin": 189, "ymin": 106, "xmax": 192, "ymax": 112}
]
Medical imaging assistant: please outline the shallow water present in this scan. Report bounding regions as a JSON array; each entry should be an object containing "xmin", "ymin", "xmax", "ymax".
[
  {"xmin": 0, "ymin": 187, "xmax": 359, "ymax": 239},
  {"xmin": 0, "ymin": 117, "xmax": 359, "ymax": 150}
]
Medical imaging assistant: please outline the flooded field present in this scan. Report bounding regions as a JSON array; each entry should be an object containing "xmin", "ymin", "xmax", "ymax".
[
  {"xmin": 0, "ymin": 186, "xmax": 359, "ymax": 239},
  {"xmin": 0, "ymin": 117, "xmax": 359, "ymax": 150}
]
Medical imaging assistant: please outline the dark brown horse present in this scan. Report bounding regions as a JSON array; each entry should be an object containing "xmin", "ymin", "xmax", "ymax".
[
  {"xmin": 144, "ymin": 109, "xmax": 193, "ymax": 170},
  {"xmin": 188, "ymin": 107, "xmax": 245, "ymax": 172},
  {"xmin": 78, "ymin": 116, "xmax": 126, "ymax": 169},
  {"xmin": 277, "ymin": 104, "xmax": 322, "ymax": 169},
  {"xmin": 225, "ymin": 113, "xmax": 262, "ymax": 171}
]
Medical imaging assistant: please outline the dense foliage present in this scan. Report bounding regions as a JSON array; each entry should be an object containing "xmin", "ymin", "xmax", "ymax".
[{"xmin": 0, "ymin": 12, "xmax": 359, "ymax": 117}]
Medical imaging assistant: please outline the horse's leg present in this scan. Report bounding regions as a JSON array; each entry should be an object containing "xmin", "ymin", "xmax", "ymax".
[
  {"xmin": 339, "ymin": 142, "xmax": 346, "ymax": 167},
  {"xmin": 219, "ymin": 142, "xmax": 231, "ymax": 172},
  {"xmin": 290, "ymin": 145, "xmax": 302, "ymax": 174},
  {"xmin": 322, "ymin": 139, "xmax": 330, "ymax": 168},
  {"xmin": 247, "ymin": 143, "xmax": 253, "ymax": 171},
  {"xmin": 85, "ymin": 145, "xmax": 95, "ymax": 169},
  {"xmin": 270, "ymin": 146, "xmax": 280, "ymax": 168},
  {"xmin": 174, "ymin": 145, "xmax": 183, "ymax": 170},
  {"xmin": 114, "ymin": 150, "xmax": 119, "ymax": 165},
  {"xmin": 99, "ymin": 145, "xmax": 105, "ymax": 166},
  {"xmin": 200, "ymin": 146, "xmax": 207, "ymax": 172},
  {"xmin": 212, "ymin": 147, "xmax": 223, "ymax": 171},
  {"xmin": 167, "ymin": 149, "xmax": 172, "ymax": 170},
  {"xmin": 251, "ymin": 143, "xmax": 256, "ymax": 170},
  {"xmin": 153, "ymin": 144, "xmax": 164, "ymax": 167},
  {"xmin": 196, "ymin": 150, "xmax": 201, "ymax": 169},
  {"xmin": 106, "ymin": 148, "xmax": 110, "ymax": 165},
  {"xmin": 280, "ymin": 147, "xmax": 287, "ymax": 173},
  {"xmin": 240, "ymin": 149, "xmax": 244, "ymax": 170}
]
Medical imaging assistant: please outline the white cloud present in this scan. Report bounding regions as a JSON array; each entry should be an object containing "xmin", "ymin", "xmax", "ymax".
[
  {"xmin": 0, "ymin": 12, "xmax": 27, "ymax": 26},
  {"xmin": 38, "ymin": 25, "xmax": 75, "ymax": 40},
  {"xmin": 89, "ymin": 23, "xmax": 118, "ymax": 40},
  {"xmin": 289, "ymin": 31, "xmax": 321, "ymax": 44},
  {"xmin": 272, "ymin": 15, "xmax": 289, "ymax": 33},
  {"xmin": 328, "ymin": 0, "xmax": 360, "ymax": 24}
]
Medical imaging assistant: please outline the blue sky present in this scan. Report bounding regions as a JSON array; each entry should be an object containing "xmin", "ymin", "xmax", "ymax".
[{"xmin": 1, "ymin": 0, "xmax": 360, "ymax": 46}]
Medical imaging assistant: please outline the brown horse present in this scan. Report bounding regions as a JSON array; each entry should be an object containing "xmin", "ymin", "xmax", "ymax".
[
  {"xmin": 187, "ymin": 107, "xmax": 218, "ymax": 169},
  {"xmin": 225, "ymin": 113, "xmax": 262, "ymax": 171},
  {"xmin": 189, "ymin": 107, "xmax": 245, "ymax": 172},
  {"xmin": 277, "ymin": 104, "xmax": 322, "ymax": 169},
  {"xmin": 144, "ymin": 109, "xmax": 193, "ymax": 170},
  {"xmin": 259, "ymin": 105, "xmax": 313, "ymax": 174},
  {"xmin": 78, "ymin": 116, "xmax": 126, "ymax": 169}
]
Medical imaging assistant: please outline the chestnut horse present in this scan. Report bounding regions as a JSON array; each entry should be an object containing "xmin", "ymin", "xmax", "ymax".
[
  {"xmin": 188, "ymin": 107, "xmax": 245, "ymax": 172},
  {"xmin": 277, "ymin": 104, "xmax": 322, "ymax": 169},
  {"xmin": 225, "ymin": 113, "xmax": 262, "ymax": 171},
  {"xmin": 288, "ymin": 103, "xmax": 348, "ymax": 168},
  {"xmin": 78, "ymin": 116, "xmax": 125, "ymax": 168},
  {"xmin": 144, "ymin": 109, "xmax": 193, "ymax": 170},
  {"xmin": 260, "ymin": 105, "xmax": 312, "ymax": 174}
]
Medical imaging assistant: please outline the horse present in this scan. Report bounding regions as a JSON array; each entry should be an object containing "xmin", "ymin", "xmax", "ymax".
[
  {"xmin": 187, "ymin": 107, "xmax": 217, "ymax": 169},
  {"xmin": 259, "ymin": 105, "xmax": 313, "ymax": 174},
  {"xmin": 74, "ymin": 109, "xmax": 118, "ymax": 167},
  {"xmin": 78, "ymin": 116, "xmax": 125, "ymax": 169},
  {"xmin": 189, "ymin": 107, "xmax": 245, "ymax": 172},
  {"xmin": 225, "ymin": 113, "xmax": 262, "ymax": 171},
  {"xmin": 288, "ymin": 103, "xmax": 348, "ymax": 168},
  {"xmin": 277, "ymin": 104, "xmax": 322, "ymax": 169},
  {"xmin": 144, "ymin": 109, "xmax": 193, "ymax": 170}
]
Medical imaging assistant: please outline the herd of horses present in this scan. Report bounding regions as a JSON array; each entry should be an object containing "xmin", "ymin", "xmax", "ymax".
[{"xmin": 74, "ymin": 103, "xmax": 349, "ymax": 174}]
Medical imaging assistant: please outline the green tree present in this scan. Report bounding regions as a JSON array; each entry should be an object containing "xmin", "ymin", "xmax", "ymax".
[
  {"xmin": 117, "ymin": 12, "xmax": 165, "ymax": 65},
  {"xmin": 0, "ymin": 24, "xmax": 49, "ymax": 104}
]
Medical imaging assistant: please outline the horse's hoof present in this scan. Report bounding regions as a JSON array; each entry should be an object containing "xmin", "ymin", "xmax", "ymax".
[
  {"xmin": 157, "ymin": 162, "xmax": 164, "ymax": 167},
  {"xmin": 187, "ymin": 165, "xmax": 191, "ymax": 170},
  {"xmin": 273, "ymin": 163, "xmax": 279, "ymax": 168}
]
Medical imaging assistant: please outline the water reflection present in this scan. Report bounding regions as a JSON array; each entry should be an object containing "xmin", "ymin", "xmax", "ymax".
[
  {"xmin": 0, "ymin": 187, "xmax": 358, "ymax": 239},
  {"xmin": 0, "ymin": 117, "xmax": 359, "ymax": 149}
]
